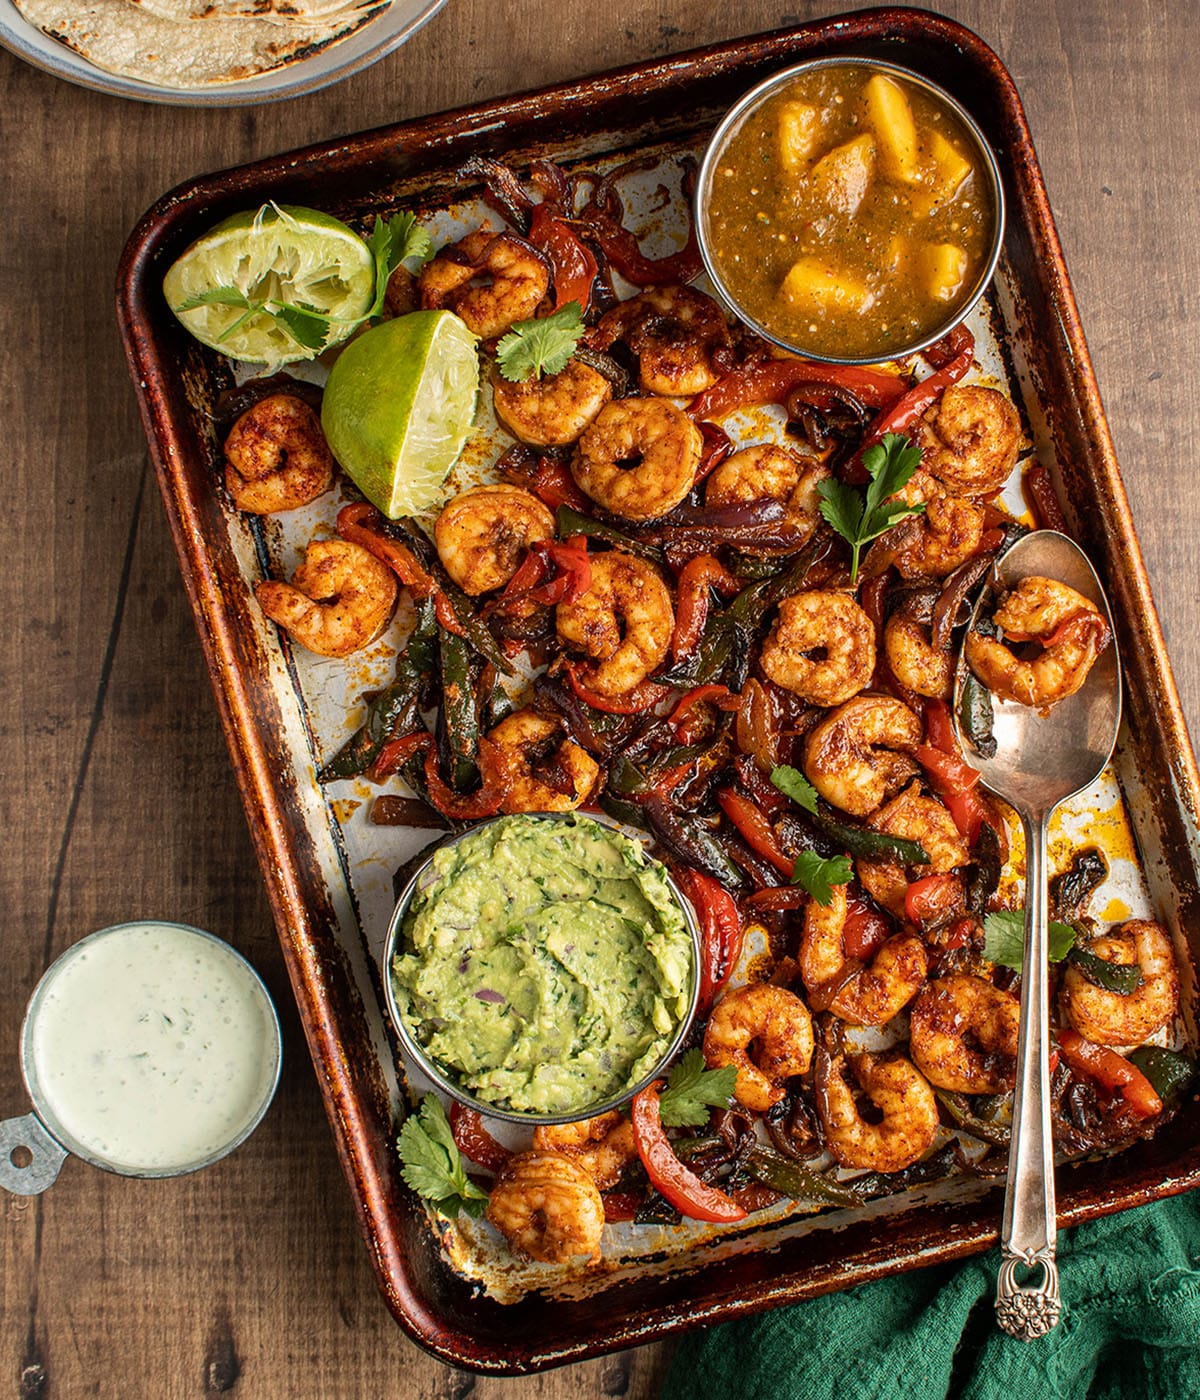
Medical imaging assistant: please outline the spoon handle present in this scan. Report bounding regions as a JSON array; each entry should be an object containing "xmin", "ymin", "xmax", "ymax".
[{"xmin": 995, "ymin": 809, "xmax": 1062, "ymax": 1340}]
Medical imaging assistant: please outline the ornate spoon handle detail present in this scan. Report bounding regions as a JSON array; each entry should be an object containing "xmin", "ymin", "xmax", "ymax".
[{"xmin": 996, "ymin": 809, "xmax": 1060, "ymax": 1340}]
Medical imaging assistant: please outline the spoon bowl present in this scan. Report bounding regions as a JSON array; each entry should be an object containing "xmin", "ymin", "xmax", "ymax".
[{"xmin": 954, "ymin": 529, "xmax": 1122, "ymax": 1340}]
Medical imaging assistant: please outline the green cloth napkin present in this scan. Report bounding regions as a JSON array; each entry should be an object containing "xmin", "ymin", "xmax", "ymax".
[{"xmin": 661, "ymin": 1192, "xmax": 1200, "ymax": 1400}]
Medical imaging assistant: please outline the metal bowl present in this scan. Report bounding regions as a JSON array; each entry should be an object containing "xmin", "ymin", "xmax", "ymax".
[
  {"xmin": 381, "ymin": 811, "xmax": 702, "ymax": 1126},
  {"xmin": 694, "ymin": 56, "xmax": 1005, "ymax": 365}
]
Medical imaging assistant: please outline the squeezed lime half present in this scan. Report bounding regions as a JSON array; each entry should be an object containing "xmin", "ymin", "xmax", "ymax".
[{"xmin": 162, "ymin": 204, "xmax": 375, "ymax": 365}]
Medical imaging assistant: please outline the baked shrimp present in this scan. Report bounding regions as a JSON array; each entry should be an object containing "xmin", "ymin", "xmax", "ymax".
[
  {"xmin": 802, "ymin": 695, "xmax": 923, "ymax": 818},
  {"xmin": 815, "ymin": 1050, "xmax": 939, "ymax": 1173},
  {"xmin": 434, "ymin": 483, "xmax": 555, "ymax": 595},
  {"xmin": 800, "ymin": 885, "xmax": 927, "ymax": 1026},
  {"xmin": 255, "ymin": 539, "xmax": 397, "ymax": 658},
  {"xmin": 223, "ymin": 394, "xmax": 334, "ymax": 514},
  {"xmin": 909, "ymin": 974, "xmax": 1020, "ymax": 1093},
  {"xmin": 491, "ymin": 357, "xmax": 614, "ymax": 447},
  {"xmin": 702, "ymin": 983, "xmax": 814, "ymax": 1111},
  {"xmin": 571, "ymin": 397, "xmax": 702, "ymax": 521},
  {"xmin": 855, "ymin": 781, "xmax": 969, "ymax": 919},
  {"xmin": 486, "ymin": 1151, "xmax": 605, "ymax": 1263},
  {"xmin": 705, "ymin": 444, "xmax": 830, "ymax": 550},
  {"xmin": 555, "ymin": 551, "xmax": 673, "ymax": 696},
  {"xmin": 481, "ymin": 709, "xmax": 600, "ymax": 813},
  {"xmin": 965, "ymin": 574, "xmax": 1111, "ymax": 709},
  {"xmin": 593, "ymin": 285, "xmax": 733, "ymax": 396},
  {"xmin": 759, "ymin": 590, "xmax": 876, "ymax": 706},
  {"xmin": 917, "ymin": 384, "xmax": 1022, "ymax": 498},
  {"xmin": 420, "ymin": 229, "xmax": 550, "ymax": 338},
  {"xmin": 532, "ymin": 1112, "xmax": 636, "ymax": 1191},
  {"xmin": 1060, "ymin": 920, "xmax": 1179, "ymax": 1047}
]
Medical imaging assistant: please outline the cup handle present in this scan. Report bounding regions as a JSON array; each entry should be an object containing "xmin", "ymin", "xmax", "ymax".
[{"xmin": 0, "ymin": 1113, "xmax": 68, "ymax": 1195}]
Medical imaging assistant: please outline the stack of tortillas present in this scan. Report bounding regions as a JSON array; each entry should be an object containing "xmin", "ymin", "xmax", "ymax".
[{"xmin": 14, "ymin": 0, "xmax": 385, "ymax": 87}]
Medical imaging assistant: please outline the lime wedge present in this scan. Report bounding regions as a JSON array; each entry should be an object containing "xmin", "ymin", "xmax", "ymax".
[
  {"xmin": 321, "ymin": 311, "xmax": 481, "ymax": 518},
  {"xmin": 162, "ymin": 204, "xmax": 375, "ymax": 365}
]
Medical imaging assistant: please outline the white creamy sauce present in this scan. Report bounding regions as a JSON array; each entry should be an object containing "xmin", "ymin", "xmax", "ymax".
[{"xmin": 28, "ymin": 923, "xmax": 279, "ymax": 1173}]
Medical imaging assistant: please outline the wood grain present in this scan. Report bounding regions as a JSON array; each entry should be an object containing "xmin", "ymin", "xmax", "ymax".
[{"xmin": 2, "ymin": 1, "xmax": 1198, "ymax": 1395}]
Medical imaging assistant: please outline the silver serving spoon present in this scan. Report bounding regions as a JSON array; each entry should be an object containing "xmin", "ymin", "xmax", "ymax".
[{"xmin": 953, "ymin": 529, "xmax": 1122, "ymax": 1340}]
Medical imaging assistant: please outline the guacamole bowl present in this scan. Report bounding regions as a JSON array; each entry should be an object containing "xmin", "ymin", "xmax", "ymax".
[{"xmin": 381, "ymin": 812, "xmax": 702, "ymax": 1126}]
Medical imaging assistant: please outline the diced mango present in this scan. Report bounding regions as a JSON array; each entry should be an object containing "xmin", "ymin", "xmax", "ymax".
[
  {"xmin": 861, "ymin": 73, "xmax": 921, "ymax": 184},
  {"xmin": 778, "ymin": 100, "xmax": 821, "ymax": 173},
  {"xmin": 910, "ymin": 130, "xmax": 975, "ymax": 215},
  {"xmin": 919, "ymin": 242, "xmax": 969, "ymax": 302},
  {"xmin": 780, "ymin": 255, "xmax": 875, "ymax": 317},
  {"xmin": 808, "ymin": 133, "xmax": 876, "ymax": 216}
]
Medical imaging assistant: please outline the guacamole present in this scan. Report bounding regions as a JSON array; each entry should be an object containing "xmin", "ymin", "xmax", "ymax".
[{"xmin": 390, "ymin": 813, "xmax": 695, "ymax": 1116}]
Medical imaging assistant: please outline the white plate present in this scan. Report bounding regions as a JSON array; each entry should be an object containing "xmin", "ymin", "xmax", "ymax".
[{"xmin": 0, "ymin": 0, "xmax": 447, "ymax": 106}]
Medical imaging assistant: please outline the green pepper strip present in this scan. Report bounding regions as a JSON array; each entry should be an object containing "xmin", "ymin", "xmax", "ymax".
[
  {"xmin": 812, "ymin": 804, "xmax": 929, "ymax": 865},
  {"xmin": 555, "ymin": 506, "xmax": 665, "ymax": 564},
  {"xmin": 439, "ymin": 627, "xmax": 481, "ymax": 792},
  {"xmin": 388, "ymin": 517, "xmax": 515, "ymax": 674},
  {"xmin": 1127, "ymin": 1047, "xmax": 1195, "ymax": 1103},
  {"xmin": 742, "ymin": 1149, "xmax": 866, "ymax": 1208},
  {"xmin": 1067, "ymin": 944, "xmax": 1143, "ymax": 995},
  {"xmin": 318, "ymin": 599, "xmax": 438, "ymax": 781},
  {"xmin": 935, "ymin": 1090, "xmax": 1011, "ymax": 1147},
  {"xmin": 957, "ymin": 671, "xmax": 997, "ymax": 760}
]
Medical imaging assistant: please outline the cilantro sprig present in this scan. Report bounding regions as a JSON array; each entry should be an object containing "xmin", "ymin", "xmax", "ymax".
[
  {"xmin": 657, "ymin": 1049, "xmax": 738, "ymax": 1128},
  {"xmin": 495, "ymin": 302, "xmax": 585, "ymax": 381},
  {"xmin": 817, "ymin": 433, "xmax": 926, "ymax": 583},
  {"xmin": 397, "ymin": 1094, "xmax": 489, "ymax": 1219},
  {"xmin": 771, "ymin": 764, "xmax": 820, "ymax": 816},
  {"xmin": 791, "ymin": 850, "xmax": 853, "ymax": 907},
  {"xmin": 982, "ymin": 910, "xmax": 1077, "ymax": 971}
]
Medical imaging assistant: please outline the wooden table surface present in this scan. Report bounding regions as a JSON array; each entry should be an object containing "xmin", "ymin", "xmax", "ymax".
[{"xmin": 2, "ymin": 1, "xmax": 1198, "ymax": 1395}]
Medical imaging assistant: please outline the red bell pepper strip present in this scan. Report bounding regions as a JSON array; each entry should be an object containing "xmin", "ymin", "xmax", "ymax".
[
  {"xmin": 424, "ymin": 740, "xmax": 504, "ymax": 820},
  {"xmin": 668, "ymin": 683, "xmax": 743, "ymax": 738},
  {"xmin": 671, "ymin": 556, "xmax": 743, "ymax": 662},
  {"xmin": 1023, "ymin": 463, "xmax": 1070, "ymax": 534},
  {"xmin": 688, "ymin": 358, "xmax": 907, "ymax": 422},
  {"xmin": 528, "ymin": 202, "xmax": 598, "ymax": 312},
  {"xmin": 448, "ymin": 1102, "xmax": 511, "ymax": 1173},
  {"xmin": 676, "ymin": 867, "xmax": 744, "ymax": 1010},
  {"xmin": 904, "ymin": 872, "xmax": 963, "ymax": 927},
  {"xmin": 916, "ymin": 699, "xmax": 998, "ymax": 846},
  {"xmin": 630, "ymin": 1081, "xmax": 747, "ymax": 1223},
  {"xmin": 743, "ymin": 886, "xmax": 808, "ymax": 912},
  {"xmin": 532, "ymin": 537, "xmax": 591, "ymax": 605},
  {"xmin": 369, "ymin": 729, "xmax": 435, "ymax": 783},
  {"xmin": 564, "ymin": 664, "xmax": 671, "ymax": 714},
  {"xmin": 694, "ymin": 421, "xmax": 734, "ymax": 484},
  {"xmin": 1005, "ymin": 611, "xmax": 1110, "ymax": 653},
  {"xmin": 337, "ymin": 502, "xmax": 438, "ymax": 599},
  {"xmin": 1057, "ymin": 1029, "xmax": 1163, "ymax": 1119},
  {"xmin": 940, "ymin": 916, "xmax": 978, "ymax": 953},
  {"xmin": 531, "ymin": 457, "xmax": 590, "ymax": 512},
  {"xmin": 589, "ymin": 221, "xmax": 703, "ymax": 289},
  {"xmin": 716, "ymin": 788, "xmax": 793, "ymax": 878},
  {"xmin": 842, "ymin": 892, "xmax": 892, "ymax": 961},
  {"xmin": 602, "ymin": 1191, "xmax": 641, "ymax": 1223}
]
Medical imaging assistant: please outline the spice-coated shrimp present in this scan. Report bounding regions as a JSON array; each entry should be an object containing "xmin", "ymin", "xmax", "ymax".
[
  {"xmin": 555, "ymin": 551, "xmax": 673, "ymax": 696},
  {"xmin": 434, "ymin": 483, "xmax": 555, "ymax": 595},
  {"xmin": 917, "ymin": 384, "xmax": 1022, "ymax": 498},
  {"xmin": 532, "ymin": 1112, "xmax": 637, "ymax": 1191},
  {"xmin": 223, "ymin": 394, "xmax": 334, "ymax": 514},
  {"xmin": 592, "ymin": 285, "xmax": 733, "ymax": 397},
  {"xmin": 481, "ymin": 709, "xmax": 600, "ymax": 813},
  {"xmin": 254, "ymin": 538, "xmax": 397, "ymax": 659},
  {"xmin": 815, "ymin": 1050, "xmax": 939, "ymax": 1173},
  {"xmin": 965, "ymin": 574, "xmax": 1111, "ymax": 710},
  {"xmin": 420, "ymin": 229, "xmax": 550, "ymax": 338},
  {"xmin": 491, "ymin": 357, "xmax": 614, "ymax": 448},
  {"xmin": 705, "ymin": 444, "xmax": 830, "ymax": 551},
  {"xmin": 571, "ymin": 397, "xmax": 702, "ymax": 521},
  {"xmin": 802, "ymin": 694, "xmax": 923, "ymax": 818},
  {"xmin": 855, "ymin": 781, "xmax": 969, "ymax": 918},
  {"xmin": 485, "ymin": 1150, "xmax": 605, "ymax": 1263},
  {"xmin": 759, "ymin": 590, "xmax": 876, "ymax": 707},
  {"xmin": 800, "ymin": 885, "xmax": 927, "ymax": 1027},
  {"xmin": 909, "ymin": 973, "xmax": 1020, "ymax": 1093},
  {"xmin": 1060, "ymin": 920, "xmax": 1179, "ymax": 1048},
  {"xmin": 702, "ymin": 982, "xmax": 814, "ymax": 1112}
]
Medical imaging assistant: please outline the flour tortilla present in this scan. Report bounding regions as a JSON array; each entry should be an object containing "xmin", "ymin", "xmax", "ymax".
[
  {"xmin": 13, "ymin": 0, "xmax": 384, "ymax": 86},
  {"xmin": 131, "ymin": 0, "xmax": 378, "ymax": 26}
]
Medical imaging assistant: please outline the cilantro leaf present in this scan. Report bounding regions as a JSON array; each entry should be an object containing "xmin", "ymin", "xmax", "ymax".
[
  {"xmin": 397, "ymin": 1094, "xmax": 489, "ymax": 1218},
  {"xmin": 770, "ymin": 764, "xmax": 820, "ymax": 816},
  {"xmin": 495, "ymin": 302, "xmax": 585, "ymax": 382},
  {"xmin": 176, "ymin": 286, "xmax": 256, "ymax": 312},
  {"xmin": 364, "ymin": 212, "xmax": 434, "ymax": 321},
  {"xmin": 272, "ymin": 303, "xmax": 335, "ymax": 351},
  {"xmin": 983, "ymin": 910, "xmax": 1077, "ymax": 971},
  {"xmin": 791, "ymin": 850, "xmax": 853, "ymax": 906},
  {"xmin": 657, "ymin": 1049, "xmax": 738, "ymax": 1128},
  {"xmin": 817, "ymin": 432, "xmax": 926, "ymax": 582}
]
